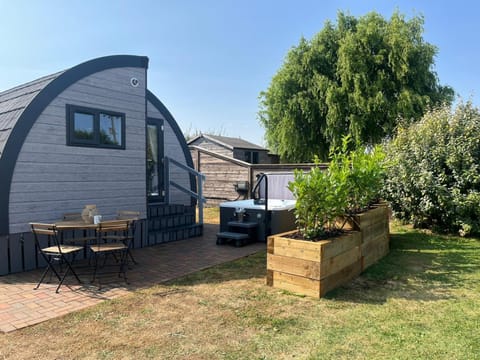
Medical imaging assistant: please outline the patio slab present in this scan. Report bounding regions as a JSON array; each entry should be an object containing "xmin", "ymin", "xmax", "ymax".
[{"xmin": 0, "ymin": 223, "xmax": 265, "ymax": 333}]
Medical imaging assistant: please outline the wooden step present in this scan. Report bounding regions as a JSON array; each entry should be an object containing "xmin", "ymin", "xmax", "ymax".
[
  {"xmin": 216, "ymin": 231, "xmax": 249, "ymax": 240},
  {"xmin": 216, "ymin": 231, "xmax": 250, "ymax": 247}
]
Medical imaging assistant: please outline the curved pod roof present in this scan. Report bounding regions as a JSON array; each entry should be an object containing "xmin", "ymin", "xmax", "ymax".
[{"xmin": 0, "ymin": 56, "xmax": 152, "ymax": 235}]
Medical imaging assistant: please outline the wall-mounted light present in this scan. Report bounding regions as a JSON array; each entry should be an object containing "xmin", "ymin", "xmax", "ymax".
[{"xmin": 130, "ymin": 77, "xmax": 139, "ymax": 87}]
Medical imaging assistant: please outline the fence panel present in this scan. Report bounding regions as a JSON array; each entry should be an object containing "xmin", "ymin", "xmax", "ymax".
[
  {"xmin": 22, "ymin": 232, "xmax": 37, "ymax": 271},
  {"xmin": 8, "ymin": 234, "xmax": 23, "ymax": 273}
]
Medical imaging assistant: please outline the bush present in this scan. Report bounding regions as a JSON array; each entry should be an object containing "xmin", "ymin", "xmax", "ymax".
[
  {"xmin": 288, "ymin": 137, "xmax": 385, "ymax": 239},
  {"xmin": 383, "ymin": 102, "xmax": 480, "ymax": 235}
]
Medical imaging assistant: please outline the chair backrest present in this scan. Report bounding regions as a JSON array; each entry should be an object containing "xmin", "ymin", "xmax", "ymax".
[
  {"xmin": 30, "ymin": 222, "xmax": 57, "ymax": 237},
  {"xmin": 30, "ymin": 223, "xmax": 61, "ymax": 251},
  {"xmin": 116, "ymin": 212, "xmax": 140, "ymax": 240},
  {"xmin": 97, "ymin": 219, "xmax": 130, "ymax": 235}
]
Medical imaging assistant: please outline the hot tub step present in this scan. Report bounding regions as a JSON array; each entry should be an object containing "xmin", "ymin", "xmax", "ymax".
[{"xmin": 216, "ymin": 231, "xmax": 250, "ymax": 247}]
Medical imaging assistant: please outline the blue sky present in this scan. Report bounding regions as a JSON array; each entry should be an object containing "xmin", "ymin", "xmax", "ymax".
[{"xmin": 0, "ymin": 0, "xmax": 478, "ymax": 146}]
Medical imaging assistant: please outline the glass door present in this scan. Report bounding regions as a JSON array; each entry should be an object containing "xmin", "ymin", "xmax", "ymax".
[{"xmin": 146, "ymin": 118, "xmax": 164, "ymax": 203}]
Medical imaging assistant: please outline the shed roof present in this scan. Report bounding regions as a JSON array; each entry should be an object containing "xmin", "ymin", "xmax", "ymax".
[
  {"xmin": 188, "ymin": 133, "xmax": 266, "ymax": 151},
  {"xmin": 0, "ymin": 71, "xmax": 63, "ymax": 157}
]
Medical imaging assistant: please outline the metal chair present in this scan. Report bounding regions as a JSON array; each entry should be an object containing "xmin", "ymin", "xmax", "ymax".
[
  {"xmin": 30, "ymin": 223, "xmax": 83, "ymax": 293},
  {"xmin": 89, "ymin": 219, "xmax": 131, "ymax": 285},
  {"xmin": 115, "ymin": 210, "xmax": 140, "ymax": 264}
]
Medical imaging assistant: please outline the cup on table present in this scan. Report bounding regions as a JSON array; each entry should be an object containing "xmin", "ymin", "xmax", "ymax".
[{"xmin": 93, "ymin": 215, "xmax": 102, "ymax": 224}]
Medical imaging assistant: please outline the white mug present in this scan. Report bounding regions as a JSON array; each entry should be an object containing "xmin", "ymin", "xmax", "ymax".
[{"xmin": 93, "ymin": 215, "xmax": 102, "ymax": 224}]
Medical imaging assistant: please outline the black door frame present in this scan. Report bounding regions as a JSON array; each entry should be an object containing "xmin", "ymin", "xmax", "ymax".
[{"xmin": 146, "ymin": 118, "xmax": 164, "ymax": 203}]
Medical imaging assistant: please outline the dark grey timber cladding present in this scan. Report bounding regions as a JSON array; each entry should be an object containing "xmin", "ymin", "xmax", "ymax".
[{"xmin": 0, "ymin": 55, "xmax": 149, "ymax": 235}]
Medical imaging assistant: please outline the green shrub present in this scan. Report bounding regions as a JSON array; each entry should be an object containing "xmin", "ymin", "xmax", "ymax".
[
  {"xmin": 288, "ymin": 137, "xmax": 386, "ymax": 239},
  {"xmin": 383, "ymin": 102, "xmax": 480, "ymax": 235},
  {"xmin": 288, "ymin": 157, "xmax": 347, "ymax": 239},
  {"xmin": 333, "ymin": 137, "xmax": 386, "ymax": 214}
]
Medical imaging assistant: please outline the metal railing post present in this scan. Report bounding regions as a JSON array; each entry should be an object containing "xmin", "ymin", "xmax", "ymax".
[{"xmin": 163, "ymin": 156, "xmax": 206, "ymax": 226}]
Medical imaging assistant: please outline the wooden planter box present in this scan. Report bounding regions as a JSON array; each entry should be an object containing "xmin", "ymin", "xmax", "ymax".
[
  {"xmin": 266, "ymin": 205, "xmax": 390, "ymax": 298},
  {"xmin": 266, "ymin": 230, "xmax": 362, "ymax": 298},
  {"xmin": 343, "ymin": 204, "xmax": 390, "ymax": 271}
]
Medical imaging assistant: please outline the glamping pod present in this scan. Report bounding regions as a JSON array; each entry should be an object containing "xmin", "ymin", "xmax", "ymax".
[{"xmin": 0, "ymin": 55, "xmax": 203, "ymax": 274}]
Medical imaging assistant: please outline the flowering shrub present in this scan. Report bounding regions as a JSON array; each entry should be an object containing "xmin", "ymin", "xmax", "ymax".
[{"xmin": 383, "ymin": 102, "xmax": 480, "ymax": 235}]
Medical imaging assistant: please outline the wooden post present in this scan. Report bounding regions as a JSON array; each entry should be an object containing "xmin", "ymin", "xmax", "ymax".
[
  {"xmin": 248, "ymin": 165, "xmax": 253, "ymax": 199},
  {"xmin": 197, "ymin": 149, "xmax": 201, "ymax": 172},
  {"xmin": 198, "ymin": 174, "xmax": 204, "ymax": 225}
]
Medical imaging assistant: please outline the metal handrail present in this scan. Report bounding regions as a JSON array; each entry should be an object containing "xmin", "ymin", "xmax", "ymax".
[
  {"xmin": 164, "ymin": 156, "xmax": 206, "ymax": 224},
  {"xmin": 251, "ymin": 173, "xmax": 269, "ymax": 241}
]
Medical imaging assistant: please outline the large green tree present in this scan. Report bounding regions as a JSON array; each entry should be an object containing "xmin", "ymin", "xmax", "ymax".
[{"xmin": 259, "ymin": 11, "xmax": 454, "ymax": 162}]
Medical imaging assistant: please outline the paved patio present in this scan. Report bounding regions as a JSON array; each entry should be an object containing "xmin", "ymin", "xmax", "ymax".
[{"xmin": 0, "ymin": 223, "xmax": 265, "ymax": 333}]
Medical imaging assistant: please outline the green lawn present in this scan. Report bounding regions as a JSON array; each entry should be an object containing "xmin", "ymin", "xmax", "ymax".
[
  {"xmin": 169, "ymin": 224, "xmax": 480, "ymax": 359},
  {"xmin": 1, "ymin": 223, "xmax": 479, "ymax": 359}
]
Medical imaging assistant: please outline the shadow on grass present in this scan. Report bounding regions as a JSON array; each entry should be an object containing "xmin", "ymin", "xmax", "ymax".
[
  {"xmin": 165, "ymin": 251, "xmax": 267, "ymax": 287},
  {"xmin": 327, "ymin": 229, "xmax": 480, "ymax": 304}
]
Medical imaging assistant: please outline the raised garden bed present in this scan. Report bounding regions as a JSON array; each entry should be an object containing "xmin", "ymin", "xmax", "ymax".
[
  {"xmin": 267, "ymin": 230, "xmax": 362, "ymax": 298},
  {"xmin": 344, "ymin": 203, "xmax": 390, "ymax": 271},
  {"xmin": 266, "ymin": 205, "xmax": 389, "ymax": 298}
]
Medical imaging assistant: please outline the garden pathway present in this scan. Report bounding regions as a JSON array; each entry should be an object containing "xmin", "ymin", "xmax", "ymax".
[{"xmin": 0, "ymin": 224, "xmax": 265, "ymax": 333}]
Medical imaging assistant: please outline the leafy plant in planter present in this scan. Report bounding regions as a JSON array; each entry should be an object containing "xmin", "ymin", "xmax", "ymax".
[
  {"xmin": 288, "ymin": 136, "xmax": 386, "ymax": 240},
  {"xmin": 345, "ymin": 144, "xmax": 386, "ymax": 214},
  {"xmin": 288, "ymin": 156, "xmax": 348, "ymax": 239}
]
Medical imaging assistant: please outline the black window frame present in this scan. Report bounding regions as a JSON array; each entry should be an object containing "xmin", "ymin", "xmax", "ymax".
[
  {"xmin": 66, "ymin": 104, "xmax": 126, "ymax": 149},
  {"xmin": 244, "ymin": 150, "xmax": 252, "ymax": 163},
  {"xmin": 244, "ymin": 150, "xmax": 259, "ymax": 164},
  {"xmin": 252, "ymin": 151, "xmax": 259, "ymax": 164}
]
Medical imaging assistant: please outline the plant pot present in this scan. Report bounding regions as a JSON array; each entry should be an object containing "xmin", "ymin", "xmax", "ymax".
[{"xmin": 266, "ymin": 230, "xmax": 362, "ymax": 298}]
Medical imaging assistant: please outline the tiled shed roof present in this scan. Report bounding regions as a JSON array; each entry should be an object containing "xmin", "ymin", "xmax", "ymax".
[
  {"xmin": 0, "ymin": 71, "xmax": 63, "ymax": 157},
  {"xmin": 188, "ymin": 133, "xmax": 267, "ymax": 151}
]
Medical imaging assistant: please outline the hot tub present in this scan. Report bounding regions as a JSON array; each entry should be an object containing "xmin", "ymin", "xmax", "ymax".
[{"xmin": 219, "ymin": 199, "xmax": 297, "ymax": 242}]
